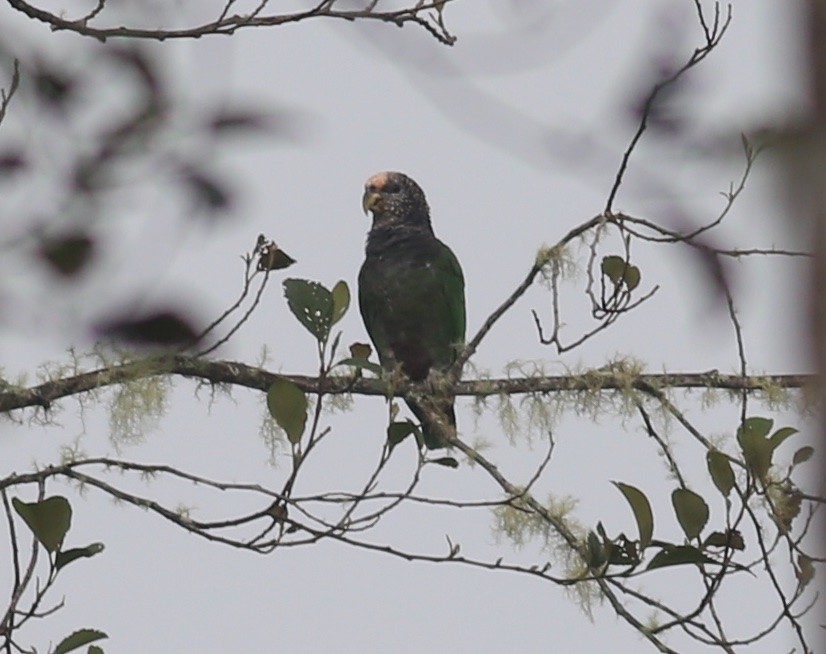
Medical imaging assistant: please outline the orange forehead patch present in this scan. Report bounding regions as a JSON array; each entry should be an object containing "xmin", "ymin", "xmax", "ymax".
[{"xmin": 365, "ymin": 172, "xmax": 390, "ymax": 190}]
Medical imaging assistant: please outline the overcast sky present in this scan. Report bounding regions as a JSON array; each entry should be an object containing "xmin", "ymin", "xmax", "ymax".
[{"xmin": 0, "ymin": 1, "xmax": 817, "ymax": 652}]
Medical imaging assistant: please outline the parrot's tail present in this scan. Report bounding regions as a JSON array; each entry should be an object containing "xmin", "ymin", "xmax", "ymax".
[{"xmin": 406, "ymin": 396, "xmax": 456, "ymax": 449}]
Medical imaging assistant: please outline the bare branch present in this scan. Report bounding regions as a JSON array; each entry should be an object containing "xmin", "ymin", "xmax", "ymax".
[
  {"xmin": 5, "ymin": 0, "xmax": 459, "ymax": 45},
  {"xmin": 0, "ymin": 60, "xmax": 20, "ymax": 127},
  {"xmin": 604, "ymin": 2, "xmax": 733, "ymax": 213}
]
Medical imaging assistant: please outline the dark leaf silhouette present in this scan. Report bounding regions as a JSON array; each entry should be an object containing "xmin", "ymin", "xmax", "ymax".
[
  {"xmin": 181, "ymin": 166, "xmax": 233, "ymax": 214},
  {"xmin": 98, "ymin": 310, "xmax": 200, "ymax": 347},
  {"xmin": 39, "ymin": 234, "xmax": 95, "ymax": 277},
  {"xmin": 257, "ymin": 241, "xmax": 296, "ymax": 271},
  {"xmin": 0, "ymin": 150, "xmax": 26, "ymax": 176}
]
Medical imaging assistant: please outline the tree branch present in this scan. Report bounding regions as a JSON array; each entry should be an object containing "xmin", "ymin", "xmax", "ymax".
[
  {"xmin": 0, "ymin": 354, "xmax": 812, "ymax": 414},
  {"xmin": 5, "ymin": 0, "xmax": 459, "ymax": 45}
]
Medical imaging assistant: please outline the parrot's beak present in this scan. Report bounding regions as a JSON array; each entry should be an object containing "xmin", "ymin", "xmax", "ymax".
[{"xmin": 362, "ymin": 190, "xmax": 381, "ymax": 215}]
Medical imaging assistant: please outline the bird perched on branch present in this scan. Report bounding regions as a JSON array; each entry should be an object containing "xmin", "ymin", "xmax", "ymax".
[{"xmin": 358, "ymin": 171, "xmax": 466, "ymax": 449}]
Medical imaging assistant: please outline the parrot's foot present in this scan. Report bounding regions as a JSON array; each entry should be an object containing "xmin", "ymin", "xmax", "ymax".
[
  {"xmin": 422, "ymin": 369, "xmax": 453, "ymax": 396},
  {"xmin": 377, "ymin": 363, "xmax": 408, "ymax": 397}
]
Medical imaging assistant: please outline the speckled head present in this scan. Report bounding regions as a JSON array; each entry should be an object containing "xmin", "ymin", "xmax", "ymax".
[{"xmin": 361, "ymin": 171, "xmax": 430, "ymax": 229}]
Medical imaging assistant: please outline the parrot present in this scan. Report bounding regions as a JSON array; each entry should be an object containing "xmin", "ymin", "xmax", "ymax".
[{"xmin": 358, "ymin": 171, "xmax": 466, "ymax": 449}]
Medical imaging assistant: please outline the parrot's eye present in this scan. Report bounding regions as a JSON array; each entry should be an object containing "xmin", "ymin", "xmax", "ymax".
[{"xmin": 382, "ymin": 181, "xmax": 401, "ymax": 194}]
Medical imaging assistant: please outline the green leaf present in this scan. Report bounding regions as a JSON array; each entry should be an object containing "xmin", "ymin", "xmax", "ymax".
[
  {"xmin": 743, "ymin": 416, "xmax": 773, "ymax": 437},
  {"xmin": 283, "ymin": 278, "xmax": 333, "ymax": 342},
  {"xmin": 792, "ymin": 446, "xmax": 814, "ymax": 466},
  {"xmin": 257, "ymin": 244, "xmax": 296, "ymax": 271},
  {"xmin": 600, "ymin": 256, "xmax": 640, "ymax": 290},
  {"xmin": 349, "ymin": 342, "xmax": 372, "ymax": 359},
  {"xmin": 671, "ymin": 488, "xmax": 709, "ymax": 540},
  {"xmin": 333, "ymin": 357, "xmax": 383, "ymax": 376},
  {"xmin": 646, "ymin": 545, "xmax": 716, "ymax": 571},
  {"xmin": 796, "ymin": 554, "xmax": 815, "ymax": 589},
  {"xmin": 768, "ymin": 426, "xmax": 798, "ymax": 451},
  {"xmin": 601, "ymin": 256, "xmax": 626, "ymax": 284},
  {"xmin": 737, "ymin": 419, "xmax": 773, "ymax": 481},
  {"xmin": 590, "ymin": 523, "xmax": 639, "ymax": 567},
  {"xmin": 266, "ymin": 378, "xmax": 308, "ymax": 444},
  {"xmin": 12, "ymin": 496, "xmax": 72, "ymax": 553},
  {"xmin": 53, "ymin": 629, "xmax": 107, "ymax": 654},
  {"xmin": 706, "ymin": 451, "xmax": 735, "ymax": 497},
  {"xmin": 586, "ymin": 531, "xmax": 607, "ymax": 569},
  {"xmin": 387, "ymin": 421, "xmax": 418, "ymax": 450},
  {"xmin": 612, "ymin": 482, "xmax": 654, "ymax": 549},
  {"xmin": 702, "ymin": 529, "xmax": 744, "ymax": 550},
  {"xmin": 623, "ymin": 265, "xmax": 641, "ymax": 291},
  {"xmin": 55, "ymin": 542, "xmax": 105, "ymax": 572},
  {"xmin": 329, "ymin": 330, "xmax": 342, "ymax": 359},
  {"xmin": 331, "ymin": 280, "xmax": 350, "ymax": 325},
  {"xmin": 88, "ymin": 647, "xmax": 104, "ymax": 654},
  {"xmin": 431, "ymin": 456, "xmax": 459, "ymax": 469}
]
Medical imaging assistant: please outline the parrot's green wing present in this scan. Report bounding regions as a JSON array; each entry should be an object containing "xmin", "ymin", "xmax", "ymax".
[{"xmin": 436, "ymin": 240, "xmax": 466, "ymax": 366}]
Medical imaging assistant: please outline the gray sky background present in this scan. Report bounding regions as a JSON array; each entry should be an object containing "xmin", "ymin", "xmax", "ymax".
[{"xmin": 0, "ymin": 1, "xmax": 817, "ymax": 652}]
